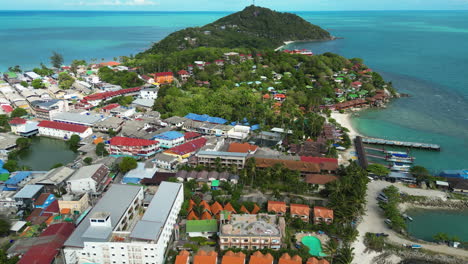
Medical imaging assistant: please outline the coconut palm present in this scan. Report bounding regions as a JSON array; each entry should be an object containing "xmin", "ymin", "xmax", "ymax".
[
  {"xmin": 323, "ymin": 239, "xmax": 339, "ymax": 264},
  {"xmin": 336, "ymin": 243, "xmax": 354, "ymax": 264}
]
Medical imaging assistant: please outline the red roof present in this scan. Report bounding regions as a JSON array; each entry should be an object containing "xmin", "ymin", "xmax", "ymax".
[
  {"xmin": 9, "ymin": 117, "xmax": 27, "ymax": 125},
  {"xmin": 300, "ymin": 156, "xmax": 338, "ymax": 171},
  {"xmin": 100, "ymin": 61, "xmax": 121, "ymax": 67},
  {"xmin": 83, "ymin": 87, "xmax": 141, "ymax": 102},
  {"xmin": 274, "ymin": 94, "xmax": 286, "ymax": 98},
  {"xmin": 109, "ymin": 136, "xmax": 158, "ymax": 147},
  {"xmin": 38, "ymin": 120, "xmax": 89, "ymax": 133},
  {"xmin": 164, "ymin": 137, "xmax": 207, "ymax": 156},
  {"xmin": 154, "ymin": 72, "xmax": 173, "ymax": 77},
  {"xmin": 1, "ymin": 104, "xmax": 13, "ymax": 113},
  {"xmin": 178, "ymin": 70, "xmax": 189, "ymax": 75},
  {"xmin": 228, "ymin": 142, "xmax": 258, "ymax": 153},
  {"xmin": 44, "ymin": 200, "xmax": 60, "ymax": 214},
  {"xmin": 184, "ymin": 132, "xmax": 201, "ymax": 140},
  {"xmin": 102, "ymin": 103, "xmax": 120, "ymax": 111}
]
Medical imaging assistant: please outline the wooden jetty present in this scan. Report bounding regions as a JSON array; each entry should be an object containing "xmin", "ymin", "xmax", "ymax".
[
  {"xmin": 361, "ymin": 137, "xmax": 440, "ymax": 151},
  {"xmin": 355, "ymin": 136, "xmax": 369, "ymax": 169}
]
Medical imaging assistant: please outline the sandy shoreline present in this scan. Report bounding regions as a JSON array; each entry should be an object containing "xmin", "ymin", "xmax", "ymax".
[
  {"xmin": 330, "ymin": 111, "xmax": 362, "ymax": 165},
  {"xmin": 275, "ymin": 40, "xmax": 295, "ymax": 51}
]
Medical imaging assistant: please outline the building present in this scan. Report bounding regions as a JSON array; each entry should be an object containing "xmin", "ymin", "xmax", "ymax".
[
  {"xmin": 164, "ymin": 137, "xmax": 207, "ymax": 160},
  {"xmin": 63, "ymin": 182, "xmax": 183, "ymax": 264},
  {"xmin": 34, "ymin": 193, "xmax": 56, "ymax": 209},
  {"xmin": 37, "ymin": 120, "xmax": 93, "ymax": 139},
  {"xmin": 66, "ymin": 164, "xmax": 109, "ymax": 194},
  {"xmin": 153, "ymin": 153, "xmax": 178, "ymax": 170},
  {"xmin": 108, "ymin": 136, "xmax": 159, "ymax": 157},
  {"xmin": 58, "ymin": 193, "xmax": 90, "ymax": 215},
  {"xmin": 267, "ymin": 201, "xmax": 287, "ymax": 216},
  {"xmin": 306, "ymin": 257, "xmax": 330, "ymax": 264},
  {"xmin": 9, "ymin": 118, "xmax": 39, "ymax": 137},
  {"xmin": 163, "ymin": 116, "xmax": 188, "ymax": 128},
  {"xmin": 290, "ymin": 204, "xmax": 310, "ymax": 222},
  {"xmin": 92, "ymin": 116, "xmax": 124, "ymax": 133},
  {"xmin": 13, "ymin": 184, "xmax": 44, "ymax": 210},
  {"xmin": 153, "ymin": 131, "xmax": 185, "ymax": 149},
  {"xmin": 227, "ymin": 125, "xmax": 251, "ymax": 140},
  {"xmin": 278, "ymin": 253, "xmax": 302, "ymax": 264},
  {"xmin": 228, "ymin": 142, "xmax": 258, "ymax": 154},
  {"xmin": 313, "ymin": 206, "xmax": 333, "ymax": 225},
  {"xmin": 186, "ymin": 219, "xmax": 218, "ymax": 238},
  {"xmin": 0, "ymin": 133, "xmax": 19, "ymax": 155},
  {"xmin": 219, "ymin": 214, "xmax": 284, "ymax": 250},
  {"xmin": 122, "ymin": 162, "xmax": 158, "ymax": 184},
  {"xmin": 254, "ymin": 158, "xmax": 320, "ymax": 175},
  {"xmin": 175, "ymin": 250, "xmax": 190, "ymax": 264},
  {"xmin": 305, "ymin": 174, "xmax": 338, "ymax": 190},
  {"xmin": 17, "ymin": 223, "xmax": 75, "ymax": 264},
  {"xmin": 81, "ymin": 87, "xmax": 141, "ymax": 107},
  {"xmin": 52, "ymin": 112, "xmax": 104, "ymax": 126},
  {"xmin": 32, "ymin": 166, "xmax": 75, "ymax": 193},
  {"xmin": 191, "ymin": 151, "xmax": 248, "ymax": 169},
  {"xmin": 140, "ymin": 88, "xmax": 159, "ymax": 100},
  {"xmin": 177, "ymin": 70, "xmax": 190, "ymax": 82},
  {"xmin": 248, "ymin": 251, "xmax": 274, "ymax": 264},
  {"xmin": 30, "ymin": 99, "xmax": 69, "ymax": 120},
  {"xmin": 194, "ymin": 250, "xmax": 217, "ymax": 264},
  {"xmin": 154, "ymin": 72, "xmax": 174, "ymax": 84},
  {"xmin": 221, "ymin": 251, "xmax": 246, "ymax": 264}
]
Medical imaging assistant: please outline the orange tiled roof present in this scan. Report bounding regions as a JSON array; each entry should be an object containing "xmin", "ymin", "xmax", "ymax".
[
  {"xmin": 175, "ymin": 250, "xmax": 190, "ymax": 264},
  {"xmin": 251, "ymin": 204, "xmax": 261, "ymax": 214},
  {"xmin": 268, "ymin": 201, "xmax": 287, "ymax": 213},
  {"xmin": 222, "ymin": 251, "xmax": 246, "ymax": 264},
  {"xmin": 255, "ymin": 158, "xmax": 320, "ymax": 173},
  {"xmin": 306, "ymin": 257, "xmax": 330, "ymax": 264},
  {"xmin": 305, "ymin": 174, "xmax": 338, "ymax": 185},
  {"xmin": 211, "ymin": 201, "xmax": 224, "ymax": 215},
  {"xmin": 290, "ymin": 204, "xmax": 310, "ymax": 216},
  {"xmin": 314, "ymin": 206, "xmax": 334, "ymax": 219},
  {"xmin": 223, "ymin": 202, "xmax": 237, "ymax": 214},
  {"xmin": 228, "ymin": 142, "xmax": 258, "ymax": 153},
  {"xmin": 194, "ymin": 250, "xmax": 218, "ymax": 264},
  {"xmin": 200, "ymin": 200, "xmax": 211, "ymax": 212},
  {"xmin": 249, "ymin": 251, "xmax": 274, "ymax": 264},
  {"xmin": 188, "ymin": 199, "xmax": 196, "ymax": 212},
  {"xmin": 201, "ymin": 211, "xmax": 213, "ymax": 220},
  {"xmin": 187, "ymin": 211, "xmax": 199, "ymax": 220},
  {"xmin": 278, "ymin": 253, "xmax": 302, "ymax": 264},
  {"xmin": 240, "ymin": 205, "xmax": 250, "ymax": 214}
]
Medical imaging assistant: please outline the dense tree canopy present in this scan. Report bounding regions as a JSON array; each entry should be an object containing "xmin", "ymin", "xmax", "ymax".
[
  {"xmin": 10, "ymin": 108, "xmax": 27, "ymax": 118},
  {"xmin": 119, "ymin": 157, "xmax": 138, "ymax": 173},
  {"xmin": 98, "ymin": 67, "xmax": 144, "ymax": 88},
  {"xmin": 50, "ymin": 51, "xmax": 64, "ymax": 68}
]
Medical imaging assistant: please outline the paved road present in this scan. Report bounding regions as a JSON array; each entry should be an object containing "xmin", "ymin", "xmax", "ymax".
[{"xmin": 352, "ymin": 181, "xmax": 468, "ymax": 263}]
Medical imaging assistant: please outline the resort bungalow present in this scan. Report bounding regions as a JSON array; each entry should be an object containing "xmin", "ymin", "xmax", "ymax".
[
  {"xmin": 249, "ymin": 251, "xmax": 274, "ymax": 264},
  {"xmin": 221, "ymin": 251, "xmax": 246, "ymax": 264},
  {"xmin": 290, "ymin": 204, "xmax": 310, "ymax": 222},
  {"xmin": 278, "ymin": 253, "xmax": 302, "ymax": 264},
  {"xmin": 313, "ymin": 206, "xmax": 334, "ymax": 225},
  {"xmin": 175, "ymin": 251, "xmax": 190, "ymax": 264},
  {"xmin": 194, "ymin": 250, "xmax": 218, "ymax": 264},
  {"xmin": 268, "ymin": 201, "xmax": 287, "ymax": 216}
]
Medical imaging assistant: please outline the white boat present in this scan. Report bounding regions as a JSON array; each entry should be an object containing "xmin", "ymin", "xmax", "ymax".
[
  {"xmin": 391, "ymin": 162, "xmax": 411, "ymax": 171},
  {"xmin": 387, "ymin": 157, "xmax": 414, "ymax": 164},
  {"xmin": 385, "ymin": 150, "xmax": 408, "ymax": 155}
]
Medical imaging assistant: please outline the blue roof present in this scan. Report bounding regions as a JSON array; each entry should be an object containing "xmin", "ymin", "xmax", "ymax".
[
  {"xmin": 5, "ymin": 171, "xmax": 32, "ymax": 185},
  {"xmin": 153, "ymin": 131, "xmax": 184, "ymax": 140},
  {"xmin": 184, "ymin": 113, "xmax": 227, "ymax": 124},
  {"xmin": 13, "ymin": 185, "xmax": 44, "ymax": 199},
  {"xmin": 250, "ymin": 124, "xmax": 260, "ymax": 131},
  {"xmin": 122, "ymin": 177, "xmax": 141, "ymax": 184}
]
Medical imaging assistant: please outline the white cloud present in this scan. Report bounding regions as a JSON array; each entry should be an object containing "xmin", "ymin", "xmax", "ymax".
[{"xmin": 70, "ymin": 0, "xmax": 158, "ymax": 6}]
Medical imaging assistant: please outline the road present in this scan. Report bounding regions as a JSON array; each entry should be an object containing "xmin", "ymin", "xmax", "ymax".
[{"xmin": 352, "ymin": 181, "xmax": 468, "ymax": 263}]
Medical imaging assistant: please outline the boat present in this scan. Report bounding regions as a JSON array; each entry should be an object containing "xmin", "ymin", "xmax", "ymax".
[
  {"xmin": 402, "ymin": 213, "xmax": 414, "ymax": 221},
  {"xmin": 385, "ymin": 150, "xmax": 408, "ymax": 155},
  {"xmin": 386, "ymin": 157, "xmax": 414, "ymax": 164},
  {"xmin": 391, "ymin": 162, "xmax": 411, "ymax": 171}
]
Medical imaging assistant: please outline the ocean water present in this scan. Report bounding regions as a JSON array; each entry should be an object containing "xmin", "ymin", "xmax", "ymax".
[{"xmin": 0, "ymin": 10, "xmax": 467, "ymax": 172}]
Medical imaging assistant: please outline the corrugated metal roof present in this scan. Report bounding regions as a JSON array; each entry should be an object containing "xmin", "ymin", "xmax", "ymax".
[
  {"xmin": 13, "ymin": 184, "xmax": 43, "ymax": 199},
  {"xmin": 130, "ymin": 181, "xmax": 182, "ymax": 241}
]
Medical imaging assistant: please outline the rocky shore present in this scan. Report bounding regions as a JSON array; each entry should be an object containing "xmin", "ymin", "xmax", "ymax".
[{"xmin": 401, "ymin": 198, "xmax": 468, "ymax": 211}]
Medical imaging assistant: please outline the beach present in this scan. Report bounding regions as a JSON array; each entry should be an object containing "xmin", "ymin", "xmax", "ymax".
[{"xmin": 331, "ymin": 111, "xmax": 360, "ymax": 165}]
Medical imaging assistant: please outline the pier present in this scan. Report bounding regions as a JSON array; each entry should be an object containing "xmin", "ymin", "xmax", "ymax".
[
  {"xmin": 361, "ymin": 137, "xmax": 441, "ymax": 151},
  {"xmin": 355, "ymin": 136, "xmax": 369, "ymax": 169}
]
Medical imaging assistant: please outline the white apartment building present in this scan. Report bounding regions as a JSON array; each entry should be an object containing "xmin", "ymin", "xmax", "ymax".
[
  {"xmin": 139, "ymin": 88, "xmax": 158, "ymax": 100},
  {"xmin": 63, "ymin": 182, "xmax": 184, "ymax": 264},
  {"xmin": 37, "ymin": 120, "xmax": 93, "ymax": 139}
]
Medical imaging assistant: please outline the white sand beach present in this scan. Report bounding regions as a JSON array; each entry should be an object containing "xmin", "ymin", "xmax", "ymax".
[
  {"xmin": 275, "ymin": 40, "xmax": 295, "ymax": 51},
  {"xmin": 331, "ymin": 112, "xmax": 361, "ymax": 165}
]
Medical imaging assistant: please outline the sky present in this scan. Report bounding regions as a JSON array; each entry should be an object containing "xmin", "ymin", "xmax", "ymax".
[{"xmin": 1, "ymin": 0, "xmax": 468, "ymax": 11}]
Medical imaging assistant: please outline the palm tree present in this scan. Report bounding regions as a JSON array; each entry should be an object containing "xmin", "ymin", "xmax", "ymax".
[
  {"xmin": 336, "ymin": 243, "xmax": 354, "ymax": 264},
  {"xmin": 192, "ymin": 205, "xmax": 205, "ymax": 218},
  {"xmin": 323, "ymin": 239, "xmax": 339, "ymax": 264}
]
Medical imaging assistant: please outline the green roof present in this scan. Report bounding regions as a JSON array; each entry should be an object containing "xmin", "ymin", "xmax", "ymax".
[
  {"xmin": 6, "ymin": 72, "xmax": 18, "ymax": 78},
  {"xmin": 86, "ymin": 70, "xmax": 94, "ymax": 75},
  {"xmin": 358, "ymin": 90, "xmax": 369, "ymax": 95},
  {"xmin": 0, "ymin": 173, "xmax": 9, "ymax": 181},
  {"xmin": 336, "ymin": 97, "xmax": 346, "ymax": 103},
  {"xmin": 305, "ymin": 85, "xmax": 313, "ymax": 89},
  {"xmin": 349, "ymin": 94, "xmax": 358, "ymax": 98},
  {"xmin": 336, "ymin": 77, "xmax": 344, "ymax": 80},
  {"xmin": 186, "ymin": 220, "xmax": 218, "ymax": 233},
  {"xmin": 211, "ymin": 180, "xmax": 220, "ymax": 187}
]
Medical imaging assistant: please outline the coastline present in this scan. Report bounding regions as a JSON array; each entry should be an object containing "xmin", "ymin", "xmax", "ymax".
[
  {"xmin": 274, "ymin": 37, "xmax": 338, "ymax": 51},
  {"xmin": 330, "ymin": 111, "xmax": 362, "ymax": 165}
]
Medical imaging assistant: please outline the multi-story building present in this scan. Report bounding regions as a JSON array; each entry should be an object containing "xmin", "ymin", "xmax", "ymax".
[
  {"xmin": 30, "ymin": 99, "xmax": 69, "ymax": 120},
  {"xmin": 63, "ymin": 182, "xmax": 183, "ymax": 264},
  {"xmin": 108, "ymin": 137, "xmax": 159, "ymax": 157},
  {"xmin": 37, "ymin": 120, "xmax": 93, "ymax": 139},
  {"xmin": 66, "ymin": 164, "xmax": 109, "ymax": 194},
  {"xmin": 191, "ymin": 151, "xmax": 248, "ymax": 169},
  {"xmin": 153, "ymin": 131, "xmax": 184, "ymax": 149},
  {"xmin": 13, "ymin": 184, "xmax": 45, "ymax": 211},
  {"xmin": 58, "ymin": 193, "xmax": 90, "ymax": 215},
  {"xmin": 219, "ymin": 214, "xmax": 284, "ymax": 251},
  {"xmin": 140, "ymin": 88, "xmax": 159, "ymax": 100},
  {"xmin": 153, "ymin": 72, "xmax": 173, "ymax": 84}
]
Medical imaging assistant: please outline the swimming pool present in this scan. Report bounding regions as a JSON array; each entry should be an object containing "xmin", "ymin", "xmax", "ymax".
[{"xmin": 301, "ymin": 236, "xmax": 327, "ymax": 257}]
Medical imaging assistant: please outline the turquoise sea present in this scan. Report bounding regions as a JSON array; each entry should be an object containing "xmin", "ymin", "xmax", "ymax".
[{"xmin": 0, "ymin": 10, "xmax": 467, "ymax": 172}]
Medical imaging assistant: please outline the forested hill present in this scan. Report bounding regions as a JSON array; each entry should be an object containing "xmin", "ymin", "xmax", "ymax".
[{"xmin": 144, "ymin": 5, "xmax": 332, "ymax": 54}]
